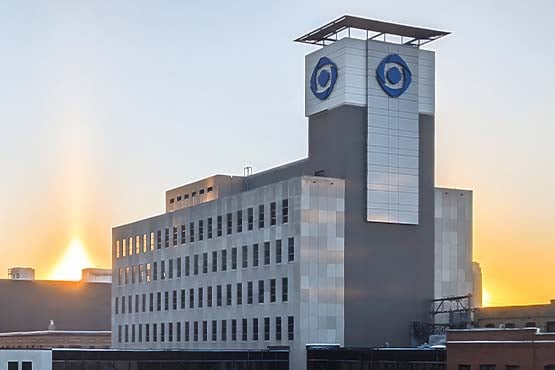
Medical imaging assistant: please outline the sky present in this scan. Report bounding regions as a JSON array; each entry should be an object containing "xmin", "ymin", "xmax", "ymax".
[{"xmin": 0, "ymin": 1, "xmax": 553, "ymax": 306}]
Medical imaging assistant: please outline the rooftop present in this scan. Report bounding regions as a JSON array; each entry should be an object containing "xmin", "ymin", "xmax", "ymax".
[{"xmin": 295, "ymin": 15, "xmax": 450, "ymax": 47}]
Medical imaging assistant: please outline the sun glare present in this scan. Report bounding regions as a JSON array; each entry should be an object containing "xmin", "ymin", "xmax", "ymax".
[
  {"xmin": 482, "ymin": 289, "xmax": 493, "ymax": 307},
  {"xmin": 49, "ymin": 238, "xmax": 93, "ymax": 281}
]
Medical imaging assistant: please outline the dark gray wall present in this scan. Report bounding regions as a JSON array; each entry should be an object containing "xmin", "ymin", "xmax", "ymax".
[
  {"xmin": 0, "ymin": 280, "xmax": 111, "ymax": 332},
  {"xmin": 247, "ymin": 105, "xmax": 435, "ymax": 347}
]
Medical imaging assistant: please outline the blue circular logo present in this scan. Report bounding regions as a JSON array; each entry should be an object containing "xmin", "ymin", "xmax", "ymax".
[
  {"xmin": 376, "ymin": 54, "xmax": 412, "ymax": 98},
  {"xmin": 310, "ymin": 57, "xmax": 338, "ymax": 100}
]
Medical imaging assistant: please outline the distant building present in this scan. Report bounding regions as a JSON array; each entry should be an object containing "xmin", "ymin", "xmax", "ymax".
[
  {"xmin": 474, "ymin": 300, "xmax": 555, "ymax": 332},
  {"xmin": 0, "ymin": 279, "xmax": 110, "ymax": 333},
  {"xmin": 472, "ymin": 262, "xmax": 482, "ymax": 307},
  {"xmin": 447, "ymin": 328, "xmax": 555, "ymax": 369},
  {"xmin": 0, "ymin": 330, "xmax": 111, "ymax": 349},
  {"xmin": 7, "ymin": 268, "xmax": 35, "ymax": 281},
  {"xmin": 81, "ymin": 268, "xmax": 112, "ymax": 283}
]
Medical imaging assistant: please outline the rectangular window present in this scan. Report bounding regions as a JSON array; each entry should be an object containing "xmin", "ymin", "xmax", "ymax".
[
  {"xmin": 199, "ymin": 219, "xmax": 204, "ymax": 241},
  {"xmin": 146, "ymin": 324, "xmax": 150, "ymax": 342},
  {"xmin": 253, "ymin": 318, "xmax": 259, "ymax": 341},
  {"xmin": 231, "ymin": 319, "xmax": 237, "ymax": 341},
  {"xmin": 115, "ymin": 240, "xmax": 120, "ymax": 259},
  {"xmin": 207, "ymin": 286, "xmax": 213, "ymax": 307},
  {"xmin": 136, "ymin": 235, "xmax": 141, "ymax": 254},
  {"xmin": 139, "ymin": 264, "xmax": 144, "ymax": 283},
  {"xmin": 194, "ymin": 321, "xmax": 199, "ymax": 342},
  {"xmin": 141, "ymin": 293, "xmax": 146, "ymax": 312},
  {"xmin": 172, "ymin": 290, "xmax": 177, "ymax": 310},
  {"xmin": 125, "ymin": 324, "xmax": 129, "ymax": 342},
  {"xmin": 194, "ymin": 254, "xmax": 199, "ymax": 275},
  {"xmin": 247, "ymin": 281, "xmax": 253, "ymax": 304},
  {"xmin": 153, "ymin": 323, "xmax": 157, "ymax": 342},
  {"xmin": 22, "ymin": 362, "xmax": 32, "ymax": 370},
  {"xmin": 275, "ymin": 240, "xmax": 282, "ymax": 264},
  {"xmin": 270, "ymin": 202, "xmax": 277, "ymax": 225},
  {"xmin": 189, "ymin": 222, "xmax": 195, "ymax": 243},
  {"xmin": 135, "ymin": 294, "xmax": 139, "ymax": 313},
  {"xmin": 282, "ymin": 199, "xmax": 289, "ymax": 223},
  {"xmin": 212, "ymin": 251, "xmax": 217, "ymax": 273},
  {"xmin": 237, "ymin": 283, "xmax": 242, "ymax": 305},
  {"xmin": 276, "ymin": 316, "xmax": 282, "ymax": 341},
  {"xmin": 128, "ymin": 295, "xmax": 132, "ymax": 313},
  {"xmin": 202, "ymin": 252, "xmax": 208, "ymax": 274},
  {"xmin": 115, "ymin": 297, "xmax": 119, "ymax": 314},
  {"xmin": 181, "ymin": 289, "xmax": 186, "ymax": 309},
  {"xmin": 226, "ymin": 284, "xmax": 232, "ymax": 306},
  {"xmin": 247, "ymin": 207, "xmax": 254, "ymax": 230},
  {"xmin": 168, "ymin": 322, "xmax": 173, "ymax": 342},
  {"xmin": 198, "ymin": 287, "xmax": 204, "ymax": 308},
  {"xmin": 258, "ymin": 280, "xmax": 265, "ymax": 304},
  {"xmin": 132, "ymin": 265, "xmax": 137, "ymax": 283},
  {"xmin": 150, "ymin": 232, "xmax": 155, "ymax": 251},
  {"xmin": 146, "ymin": 263, "xmax": 151, "ymax": 282},
  {"xmin": 189, "ymin": 288, "xmax": 194, "ymax": 309},
  {"xmin": 143, "ymin": 233, "xmax": 147, "ymax": 253},
  {"xmin": 242, "ymin": 245, "xmax": 248, "ymax": 268},
  {"xmin": 264, "ymin": 242, "xmax": 270, "ymax": 265},
  {"xmin": 118, "ymin": 268, "xmax": 123, "ymax": 285},
  {"xmin": 282, "ymin": 277, "xmax": 288, "ymax": 302},
  {"xmin": 161, "ymin": 260, "xmax": 166, "ymax": 280},
  {"xmin": 185, "ymin": 321, "xmax": 190, "ymax": 342},
  {"xmin": 168, "ymin": 259, "xmax": 174, "ymax": 279},
  {"xmin": 202, "ymin": 321, "xmax": 208, "ymax": 341},
  {"xmin": 207, "ymin": 217, "xmax": 213, "ymax": 239},
  {"xmin": 258, "ymin": 204, "xmax": 265, "ymax": 228},
  {"xmin": 164, "ymin": 228, "xmax": 169, "ymax": 248},
  {"xmin": 153, "ymin": 262, "xmax": 158, "ymax": 281},
  {"xmin": 138, "ymin": 323, "xmax": 142, "ymax": 342},
  {"xmin": 122, "ymin": 238, "xmax": 127, "ymax": 257},
  {"xmin": 288, "ymin": 316, "xmax": 294, "ymax": 340},
  {"xmin": 270, "ymin": 279, "xmax": 276, "ymax": 303},
  {"xmin": 177, "ymin": 322, "xmax": 181, "ymax": 342},
  {"xmin": 253, "ymin": 244, "xmax": 259, "ymax": 267},
  {"xmin": 237, "ymin": 210, "xmax": 243, "ymax": 232},
  {"xmin": 180, "ymin": 224, "xmax": 186, "ymax": 244},
  {"xmin": 172, "ymin": 226, "xmax": 178, "ymax": 246},
  {"xmin": 226, "ymin": 212, "xmax": 232, "ymax": 235},
  {"xmin": 212, "ymin": 320, "xmax": 217, "ymax": 341},
  {"xmin": 264, "ymin": 317, "xmax": 270, "ymax": 341},
  {"xmin": 149, "ymin": 293, "xmax": 154, "ymax": 312},
  {"xmin": 125, "ymin": 266, "xmax": 129, "ymax": 284},
  {"xmin": 157, "ymin": 292, "xmax": 162, "ymax": 311},
  {"xmin": 222, "ymin": 320, "xmax": 227, "ymax": 341},
  {"xmin": 242, "ymin": 318, "xmax": 248, "ymax": 341},
  {"xmin": 217, "ymin": 285, "xmax": 222, "ymax": 307},
  {"xmin": 8, "ymin": 362, "xmax": 18, "ymax": 370},
  {"xmin": 221, "ymin": 249, "xmax": 227, "ymax": 271},
  {"xmin": 217, "ymin": 215, "xmax": 223, "ymax": 237},
  {"xmin": 164, "ymin": 291, "xmax": 169, "ymax": 311},
  {"xmin": 232, "ymin": 247, "xmax": 237, "ymax": 270},
  {"xmin": 129, "ymin": 237, "xmax": 133, "ymax": 255},
  {"xmin": 177, "ymin": 257, "xmax": 182, "ymax": 278},
  {"xmin": 185, "ymin": 256, "xmax": 190, "ymax": 276},
  {"xmin": 288, "ymin": 237, "xmax": 295, "ymax": 262}
]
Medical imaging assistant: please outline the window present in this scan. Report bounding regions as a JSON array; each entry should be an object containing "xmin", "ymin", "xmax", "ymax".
[
  {"xmin": 164, "ymin": 228, "xmax": 169, "ymax": 248},
  {"xmin": 247, "ymin": 281, "xmax": 253, "ymax": 304},
  {"xmin": 288, "ymin": 316, "xmax": 294, "ymax": 340},
  {"xmin": 270, "ymin": 202, "xmax": 277, "ymax": 225},
  {"xmin": 242, "ymin": 245, "xmax": 248, "ymax": 268},
  {"xmin": 258, "ymin": 280, "xmax": 265, "ymax": 303},
  {"xmin": 8, "ymin": 362, "xmax": 18, "ymax": 370},
  {"xmin": 273, "ymin": 240, "xmax": 282, "ymax": 266},
  {"xmin": 479, "ymin": 366, "xmax": 496, "ymax": 370},
  {"xmin": 125, "ymin": 266, "xmax": 129, "ymax": 284},
  {"xmin": 226, "ymin": 284, "xmax": 232, "ymax": 306},
  {"xmin": 282, "ymin": 277, "xmax": 288, "ymax": 302},
  {"xmin": 164, "ymin": 291, "xmax": 169, "ymax": 311},
  {"xmin": 207, "ymin": 286, "xmax": 213, "ymax": 307},
  {"xmin": 288, "ymin": 237, "xmax": 295, "ymax": 262},
  {"xmin": 115, "ymin": 297, "xmax": 119, "ymax": 314},
  {"xmin": 232, "ymin": 247, "xmax": 237, "ymax": 270},
  {"xmin": 169, "ymin": 198, "xmax": 174, "ymax": 204},
  {"xmin": 185, "ymin": 256, "xmax": 190, "ymax": 276},
  {"xmin": 198, "ymin": 220, "xmax": 204, "ymax": 241},
  {"xmin": 198, "ymin": 287, "xmax": 204, "ymax": 308},
  {"xmin": 149, "ymin": 293, "xmax": 154, "ymax": 312},
  {"xmin": 485, "ymin": 323, "xmax": 495, "ymax": 328},
  {"xmin": 22, "ymin": 362, "xmax": 32, "ymax": 370},
  {"xmin": 139, "ymin": 264, "xmax": 144, "ymax": 283},
  {"xmin": 145, "ymin": 324, "xmax": 150, "ymax": 343},
  {"xmin": 177, "ymin": 322, "xmax": 181, "ymax": 342},
  {"xmin": 184, "ymin": 193, "xmax": 189, "ymax": 200},
  {"xmin": 212, "ymin": 320, "xmax": 217, "ymax": 341},
  {"xmin": 231, "ymin": 319, "xmax": 237, "ymax": 341},
  {"xmin": 129, "ymin": 237, "xmax": 133, "ymax": 255},
  {"xmin": 118, "ymin": 325, "xmax": 122, "ymax": 342},
  {"xmin": 146, "ymin": 263, "xmax": 151, "ymax": 282},
  {"xmin": 253, "ymin": 318, "xmax": 259, "ymax": 340},
  {"xmin": 132, "ymin": 265, "xmax": 137, "ymax": 283},
  {"xmin": 247, "ymin": 207, "xmax": 254, "ymax": 230},
  {"xmin": 207, "ymin": 186, "xmax": 213, "ymax": 192},
  {"xmin": 177, "ymin": 195, "xmax": 182, "ymax": 202},
  {"xmin": 116, "ymin": 240, "xmax": 120, "ymax": 258},
  {"xmin": 143, "ymin": 233, "xmax": 147, "ymax": 253},
  {"xmin": 207, "ymin": 217, "xmax": 213, "ymax": 239},
  {"xmin": 168, "ymin": 322, "xmax": 173, "ymax": 342},
  {"xmin": 242, "ymin": 318, "xmax": 248, "ymax": 341},
  {"xmin": 194, "ymin": 254, "xmax": 199, "ymax": 275},
  {"xmin": 172, "ymin": 290, "xmax": 177, "ymax": 310},
  {"xmin": 189, "ymin": 288, "xmax": 194, "ymax": 309},
  {"xmin": 161, "ymin": 260, "xmax": 166, "ymax": 280},
  {"xmin": 264, "ymin": 242, "xmax": 270, "ymax": 265},
  {"xmin": 270, "ymin": 279, "xmax": 276, "ymax": 302},
  {"xmin": 118, "ymin": 268, "xmax": 123, "ymax": 285},
  {"xmin": 217, "ymin": 285, "xmax": 222, "ymax": 306},
  {"xmin": 276, "ymin": 317, "xmax": 282, "ymax": 341},
  {"xmin": 189, "ymin": 222, "xmax": 195, "ymax": 243},
  {"xmin": 282, "ymin": 199, "xmax": 289, "ymax": 223},
  {"xmin": 237, "ymin": 210, "xmax": 243, "ymax": 233},
  {"xmin": 237, "ymin": 283, "xmax": 242, "ymax": 305},
  {"xmin": 172, "ymin": 226, "xmax": 178, "ymax": 246},
  {"xmin": 135, "ymin": 294, "xmax": 139, "ymax": 313},
  {"xmin": 203, "ymin": 252, "xmax": 208, "ymax": 274},
  {"xmin": 221, "ymin": 249, "xmax": 227, "ymax": 271},
  {"xmin": 168, "ymin": 259, "xmax": 173, "ymax": 279},
  {"xmin": 176, "ymin": 257, "xmax": 182, "ymax": 278},
  {"xmin": 253, "ymin": 243, "xmax": 259, "ymax": 267},
  {"xmin": 226, "ymin": 213, "xmax": 232, "ymax": 235},
  {"xmin": 122, "ymin": 239, "xmax": 127, "ymax": 256},
  {"xmin": 212, "ymin": 251, "xmax": 218, "ymax": 272},
  {"xmin": 156, "ymin": 230, "xmax": 162, "ymax": 249},
  {"xmin": 138, "ymin": 324, "xmax": 143, "ymax": 342},
  {"xmin": 181, "ymin": 224, "xmax": 186, "ymax": 244},
  {"xmin": 258, "ymin": 204, "xmax": 265, "ymax": 228},
  {"xmin": 153, "ymin": 323, "xmax": 157, "ymax": 342},
  {"xmin": 150, "ymin": 232, "xmax": 155, "ymax": 251},
  {"xmin": 217, "ymin": 215, "xmax": 223, "ymax": 237},
  {"xmin": 181, "ymin": 289, "xmax": 186, "ymax": 309},
  {"xmin": 125, "ymin": 324, "xmax": 129, "ymax": 342},
  {"xmin": 546, "ymin": 321, "xmax": 555, "ymax": 332},
  {"xmin": 264, "ymin": 317, "xmax": 270, "ymax": 341},
  {"xmin": 132, "ymin": 325, "xmax": 136, "ymax": 343},
  {"xmin": 142, "ymin": 294, "xmax": 146, "ymax": 312},
  {"xmin": 505, "ymin": 323, "xmax": 515, "ymax": 328},
  {"xmin": 185, "ymin": 321, "xmax": 190, "ymax": 342},
  {"xmin": 221, "ymin": 320, "xmax": 227, "ymax": 341},
  {"xmin": 194, "ymin": 321, "xmax": 199, "ymax": 342}
]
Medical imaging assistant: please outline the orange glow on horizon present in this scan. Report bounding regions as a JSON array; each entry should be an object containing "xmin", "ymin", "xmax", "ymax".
[{"xmin": 49, "ymin": 238, "xmax": 93, "ymax": 281}]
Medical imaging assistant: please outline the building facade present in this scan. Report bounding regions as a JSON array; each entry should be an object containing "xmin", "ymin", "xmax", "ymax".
[
  {"xmin": 475, "ymin": 300, "xmax": 555, "ymax": 332},
  {"xmin": 112, "ymin": 15, "xmax": 450, "ymax": 370},
  {"xmin": 0, "ymin": 331, "xmax": 111, "ymax": 350}
]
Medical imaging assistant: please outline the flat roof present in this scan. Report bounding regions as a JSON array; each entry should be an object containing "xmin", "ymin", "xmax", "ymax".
[{"xmin": 295, "ymin": 15, "xmax": 450, "ymax": 46}]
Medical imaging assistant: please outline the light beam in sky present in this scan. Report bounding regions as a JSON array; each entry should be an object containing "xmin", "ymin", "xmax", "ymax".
[{"xmin": 49, "ymin": 238, "xmax": 93, "ymax": 281}]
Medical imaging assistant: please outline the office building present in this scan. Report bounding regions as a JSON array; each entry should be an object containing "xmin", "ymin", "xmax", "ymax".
[
  {"xmin": 472, "ymin": 262, "xmax": 482, "ymax": 307},
  {"xmin": 112, "ymin": 15, "xmax": 451, "ymax": 369},
  {"xmin": 475, "ymin": 299, "xmax": 555, "ymax": 332},
  {"xmin": 0, "ymin": 330, "xmax": 111, "ymax": 350}
]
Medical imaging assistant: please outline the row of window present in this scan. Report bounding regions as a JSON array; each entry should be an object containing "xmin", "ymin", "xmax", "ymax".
[
  {"xmin": 483, "ymin": 321, "xmax": 555, "ymax": 332},
  {"xmin": 117, "ymin": 238, "xmax": 295, "ymax": 286},
  {"xmin": 115, "ymin": 200, "xmax": 290, "ymax": 259},
  {"xmin": 169, "ymin": 186, "xmax": 214, "ymax": 204},
  {"xmin": 7, "ymin": 363, "xmax": 32, "ymax": 370},
  {"xmin": 115, "ymin": 278, "xmax": 288, "ymax": 314},
  {"xmin": 117, "ymin": 316, "xmax": 295, "ymax": 344}
]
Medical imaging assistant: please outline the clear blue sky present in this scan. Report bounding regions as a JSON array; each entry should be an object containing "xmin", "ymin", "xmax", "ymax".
[{"xmin": 1, "ymin": 0, "xmax": 554, "ymax": 305}]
